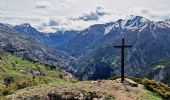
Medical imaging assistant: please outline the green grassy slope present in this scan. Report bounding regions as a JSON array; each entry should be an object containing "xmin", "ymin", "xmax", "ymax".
[
  {"xmin": 0, "ymin": 53, "xmax": 69, "ymax": 84},
  {"xmin": 0, "ymin": 53, "xmax": 74, "ymax": 99}
]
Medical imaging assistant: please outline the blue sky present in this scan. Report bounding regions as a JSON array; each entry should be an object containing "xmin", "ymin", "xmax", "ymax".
[{"xmin": 0, "ymin": 0, "xmax": 170, "ymax": 32}]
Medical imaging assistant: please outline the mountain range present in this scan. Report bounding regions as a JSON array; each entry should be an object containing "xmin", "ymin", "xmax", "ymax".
[
  {"xmin": 1, "ymin": 16, "xmax": 170, "ymax": 85},
  {"xmin": 0, "ymin": 23, "xmax": 76, "ymax": 72},
  {"xmin": 57, "ymin": 16, "xmax": 170, "ymax": 84}
]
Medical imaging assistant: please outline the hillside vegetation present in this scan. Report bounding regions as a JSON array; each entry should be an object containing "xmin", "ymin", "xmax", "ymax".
[{"xmin": 0, "ymin": 53, "xmax": 76, "ymax": 99}]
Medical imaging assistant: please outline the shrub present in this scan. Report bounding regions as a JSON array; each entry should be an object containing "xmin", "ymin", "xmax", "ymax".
[
  {"xmin": 129, "ymin": 77, "xmax": 143, "ymax": 84},
  {"xmin": 16, "ymin": 79, "xmax": 38, "ymax": 90},
  {"xmin": 142, "ymin": 78, "xmax": 170, "ymax": 99},
  {"xmin": 0, "ymin": 87, "xmax": 14, "ymax": 96},
  {"xmin": 108, "ymin": 76, "xmax": 120, "ymax": 80},
  {"xmin": 0, "ymin": 95, "xmax": 8, "ymax": 100}
]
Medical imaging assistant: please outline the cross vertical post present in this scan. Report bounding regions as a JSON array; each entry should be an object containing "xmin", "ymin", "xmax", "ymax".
[
  {"xmin": 114, "ymin": 38, "xmax": 132, "ymax": 83},
  {"xmin": 121, "ymin": 38, "xmax": 125, "ymax": 83}
]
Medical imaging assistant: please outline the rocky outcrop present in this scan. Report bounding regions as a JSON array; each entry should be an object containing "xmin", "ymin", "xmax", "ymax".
[
  {"xmin": 45, "ymin": 91, "xmax": 108, "ymax": 100},
  {"xmin": 59, "ymin": 71, "xmax": 78, "ymax": 82},
  {"xmin": 7, "ymin": 79, "xmax": 162, "ymax": 100}
]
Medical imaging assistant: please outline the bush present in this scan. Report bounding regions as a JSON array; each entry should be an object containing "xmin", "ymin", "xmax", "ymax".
[
  {"xmin": 108, "ymin": 76, "xmax": 120, "ymax": 80},
  {"xmin": 0, "ymin": 95, "xmax": 8, "ymax": 100},
  {"xmin": 16, "ymin": 79, "xmax": 38, "ymax": 90},
  {"xmin": 129, "ymin": 77, "xmax": 143, "ymax": 84},
  {"xmin": 0, "ymin": 79, "xmax": 38, "ymax": 97},
  {"xmin": 0, "ymin": 87, "xmax": 14, "ymax": 96},
  {"xmin": 142, "ymin": 78, "xmax": 170, "ymax": 99}
]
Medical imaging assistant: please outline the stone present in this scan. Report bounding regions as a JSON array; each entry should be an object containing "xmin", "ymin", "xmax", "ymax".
[
  {"xmin": 125, "ymin": 78, "xmax": 138, "ymax": 87},
  {"xmin": 4, "ymin": 77, "xmax": 15, "ymax": 87}
]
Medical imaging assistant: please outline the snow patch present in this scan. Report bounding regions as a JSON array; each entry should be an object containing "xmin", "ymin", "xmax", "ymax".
[
  {"xmin": 120, "ymin": 20, "xmax": 127, "ymax": 28},
  {"xmin": 104, "ymin": 24, "xmax": 114, "ymax": 35}
]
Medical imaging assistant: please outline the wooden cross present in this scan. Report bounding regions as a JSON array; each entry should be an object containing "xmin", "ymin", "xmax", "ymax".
[{"xmin": 114, "ymin": 38, "xmax": 132, "ymax": 83}]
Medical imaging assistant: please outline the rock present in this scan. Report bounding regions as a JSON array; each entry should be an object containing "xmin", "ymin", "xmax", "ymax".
[
  {"xmin": 46, "ymin": 91, "xmax": 106, "ymax": 100},
  {"xmin": 31, "ymin": 69, "xmax": 44, "ymax": 76},
  {"xmin": 125, "ymin": 78, "xmax": 138, "ymax": 87},
  {"xmin": 49, "ymin": 66, "xmax": 56, "ymax": 70},
  {"xmin": 116, "ymin": 78, "xmax": 138, "ymax": 87},
  {"xmin": 91, "ymin": 80, "xmax": 102, "ymax": 86},
  {"xmin": 4, "ymin": 77, "xmax": 15, "ymax": 87},
  {"xmin": 20, "ymin": 70, "xmax": 27, "ymax": 74},
  {"xmin": 11, "ymin": 62, "xmax": 19, "ymax": 68},
  {"xmin": 59, "ymin": 71, "xmax": 77, "ymax": 81},
  {"xmin": 47, "ymin": 92, "xmax": 62, "ymax": 100}
]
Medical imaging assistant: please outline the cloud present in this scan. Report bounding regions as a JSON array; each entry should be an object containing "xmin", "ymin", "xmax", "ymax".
[
  {"xmin": 73, "ymin": 6, "xmax": 111, "ymax": 21},
  {"xmin": 128, "ymin": 7, "xmax": 170, "ymax": 21},
  {"xmin": 37, "ymin": 7, "xmax": 170, "ymax": 32},
  {"xmin": 42, "ymin": 18, "xmax": 61, "ymax": 27},
  {"xmin": 48, "ymin": 19, "xmax": 60, "ymax": 26},
  {"xmin": 34, "ymin": 6, "xmax": 114, "ymax": 32},
  {"xmin": 1, "ymin": 4, "xmax": 170, "ymax": 33},
  {"xmin": 37, "ymin": 17, "xmax": 68, "ymax": 32},
  {"xmin": 0, "ymin": 4, "xmax": 6, "ymax": 14},
  {"xmin": 35, "ymin": 1, "xmax": 52, "ymax": 9},
  {"xmin": 59, "ymin": 3, "xmax": 69, "ymax": 9},
  {"xmin": 0, "ymin": 6, "xmax": 3, "ymax": 10}
]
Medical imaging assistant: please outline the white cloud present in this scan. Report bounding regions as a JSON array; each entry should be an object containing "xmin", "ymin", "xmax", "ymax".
[
  {"xmin": 35, "ymin": 1, "xmax": 52, "ymax": 9},
  {"xmin": 47, "ymin": 19, "xmax": 60, "ymax": 26},
  {"xmin": 72, "ymin": 6, "xmax": 111, "ymax": 21},
  {"xmin": 39, "ymin": 7, "xmax": 170, "ymax": 32},
  {"xmin": 128, "ymin": 7, "xmax": 170, "ymax": 21},
  {"xmin": 0, "ymin": 0, "xmax": 170, "ymax": 33},
  {"xmin": 0, "ymin": 4, "xmax": 6, "ymax": 14}
]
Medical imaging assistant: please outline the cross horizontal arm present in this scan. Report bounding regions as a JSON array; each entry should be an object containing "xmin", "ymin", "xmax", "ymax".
[
  {"xmin": 114, "ymin": 45, "xmax": 133, "ymax": 48},
  {"xmin": 124, "ymin": 45, "xmax": 133, "ymax": 48},
  {"xmin": 114, "ymin": 46, "xmax": 122, "ymax": 48}
]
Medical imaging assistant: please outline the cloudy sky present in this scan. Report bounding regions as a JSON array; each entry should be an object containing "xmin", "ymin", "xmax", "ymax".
[{"xmin": 0, "ymin": 0, "xmax": 170, "ymax": 32}]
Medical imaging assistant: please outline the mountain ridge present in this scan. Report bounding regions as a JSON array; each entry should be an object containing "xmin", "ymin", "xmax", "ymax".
[
  {"xmin": 0, "ymin": 23, "xmax": 77, "ymax": 73},
  {"xmin": 1, "ymin": 16, "xmax": 170, "ymax": 85},
  {"xmin": 56, "ymin": 16, "xmax": 170, "ymax": 83}
]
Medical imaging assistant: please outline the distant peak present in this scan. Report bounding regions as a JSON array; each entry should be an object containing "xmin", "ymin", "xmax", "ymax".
[
  {"xmin": 0, "ymin": 23, "xmax": 14, "ymax": 27},
  {"xmin": 128, "ymin": 15, "xmax": 150, "ymax": 23},
  {"xmin": 117, "ymin": 19, "xmax": 124, "ymax": 22},
  {"xmin": 19, "ymin": 23, "xmax": 32, "ymax": 27},
  {"xmin": 130, "ymin": 15, "xmax": 143, "ymax": 19}
]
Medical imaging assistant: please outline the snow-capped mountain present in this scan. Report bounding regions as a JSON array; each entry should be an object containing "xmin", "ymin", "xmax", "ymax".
[
  {"xmin": 164, "ymin": 18, "xmax": 170, "ymax": 24},
  {"xmin": 58, "ymin": 16, "xmax": 157, "ymax": 57},
  {"xmin": 1, "ymin": 16, "xmax": 170, "ymax": 84},
  {"xmin": 57, "ymin": 16, "xmax": 170, "ymax": 84}
]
